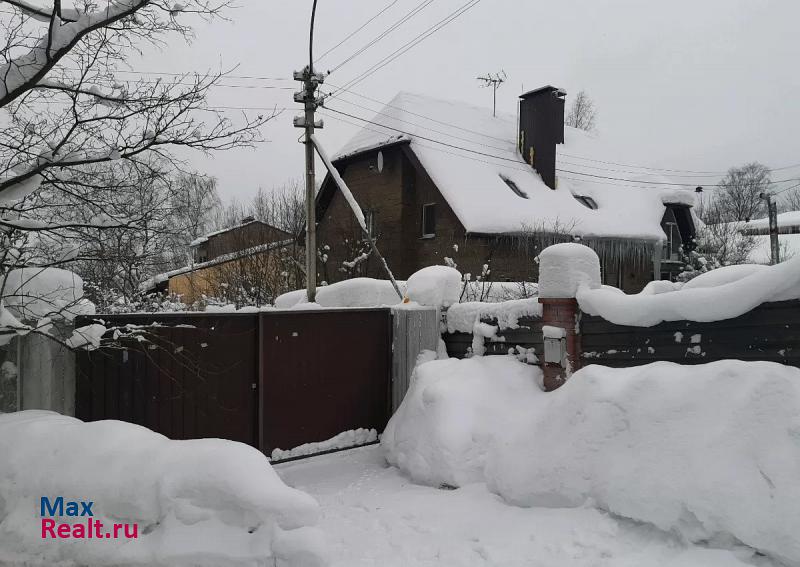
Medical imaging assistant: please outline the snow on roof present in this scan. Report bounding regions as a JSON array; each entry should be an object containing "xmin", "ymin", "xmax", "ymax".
[
  {"xmin": 741, "ymin": 211, "xmax": 800, "ymax": 231},
  {"xmin": 189, "ymin": 219, "xmax": 265, "ymax": 248},
  {"xmin": 748, "ymin": 233, "xmax": 800, "ymax": 264},
  {"xmin": 139, "ymin": 238, "xmax": 295, "ymax": 292},
  {"xmin": 333, "ymin": 92, "xmax": 693, "ymax": 241}
]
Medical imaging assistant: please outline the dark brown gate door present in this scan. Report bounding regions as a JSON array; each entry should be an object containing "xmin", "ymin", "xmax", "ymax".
[
  {"xmin": 259, "ymin": 308, "xmax": 392, "ymax": 454},
  {"xmin": 76, "ymin": 313, "xmax": 259, "ymax": 447}
]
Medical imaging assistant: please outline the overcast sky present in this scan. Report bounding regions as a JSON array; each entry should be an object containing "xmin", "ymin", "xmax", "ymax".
[{"xmin": 138, "ymin": 0, "xmax": 800, "ymax": 204}]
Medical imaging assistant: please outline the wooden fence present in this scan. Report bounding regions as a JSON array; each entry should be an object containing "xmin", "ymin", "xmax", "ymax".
[
  {"xmin": 581, "ymin": 299, "xmax": 800, "ymax": 367},
  {"xmin": 443, "ymin": 300, "xmax": 800, "ymax": 369},
  {"xmin": 444, "ymin": 315, "xmax": 544, "ymax": 359}
]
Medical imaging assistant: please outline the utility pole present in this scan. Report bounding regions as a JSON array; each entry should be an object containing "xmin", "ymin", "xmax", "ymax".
[
  {"xmin": 761, "ymin": 192, "xmax": 780, "ymax": 265},
  {"xmin": 477, "ymin": 71, "xmax": 507, "ymax": 117},
  {"xmin": 294, "ymin": 0, "xmax": 324, "ymax": 302}
]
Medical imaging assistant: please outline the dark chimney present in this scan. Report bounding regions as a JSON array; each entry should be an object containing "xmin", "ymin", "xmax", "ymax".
[{"xmin": 518, "ymin": 86, "xmax": 566, "ymax": 190}]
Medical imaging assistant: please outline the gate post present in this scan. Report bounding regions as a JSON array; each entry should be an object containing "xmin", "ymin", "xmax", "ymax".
[
  {"xmin": 538, "ymin": 299, "xmax": 581, "ymax": 391},
  {"xmin": 537, "ymin": 243, "xmax": 601, "ymax": 391}
]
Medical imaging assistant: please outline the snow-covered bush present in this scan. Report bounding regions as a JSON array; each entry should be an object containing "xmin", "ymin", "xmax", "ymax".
[
  {"xmin": 383, "ymin": 357, "xmax": 800, "ymax": 566},
  {"xmin": 0, "ymin": 411, "xmax": 328, "ymax": 567},
  {"xmin": 405, "ymin": 266, "xmax": 462, "ymax": 308},
  {"xmin": 1, "ymin": 268, "xmax": 94, "ymax": 322}
]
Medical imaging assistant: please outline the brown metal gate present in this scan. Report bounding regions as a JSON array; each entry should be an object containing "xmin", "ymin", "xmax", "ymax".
[
  {"xmin": 75, "ymin": 313, "xmax": 259, "ymax": 447},
  {"xmin": 259, "ymin": 308, "xmax": 392, "ymax": 454},
  {"xmin": 75, "ymin": 308, "xmax": 393, "ymax": 456}
]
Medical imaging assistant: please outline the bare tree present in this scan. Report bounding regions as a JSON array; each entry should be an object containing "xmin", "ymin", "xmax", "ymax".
[
  {"xmin": 565, "ymin": 90, "xmax": 597, "ymax": 132},
  {"xmin": 713, "ymin": 162, "xmax": 771, "ymax": 222},
  {"xmin": 781, "ymin": 188, "xmax": 800, "ymax": 212},
  {"xmin": 0, "ymin": 0, "xmax": 274, "ymax": 347}
]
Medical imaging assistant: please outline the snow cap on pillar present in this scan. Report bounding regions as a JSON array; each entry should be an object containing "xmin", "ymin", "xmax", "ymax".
[{"xmin": 538, "ymin": 243, "xmax": 601, "ymax": 298}]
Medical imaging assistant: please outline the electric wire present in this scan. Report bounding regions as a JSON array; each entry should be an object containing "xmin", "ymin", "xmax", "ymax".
[{"xmin": 315, "ymin": 0, "xmax": 401, "ymax": 63}]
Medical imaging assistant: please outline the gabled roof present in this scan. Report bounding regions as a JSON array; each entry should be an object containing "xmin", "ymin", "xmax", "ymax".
[
  {"xmin": 331, "ymin": 92, "xmax": 694, "ymax": 242},
  {"xmin": 139, "ymin": 238, "xmax": 296, "ymax": 293},
  {"xmin": 189, "ymin": 219, "xmax": 291, "ymax": 248}
]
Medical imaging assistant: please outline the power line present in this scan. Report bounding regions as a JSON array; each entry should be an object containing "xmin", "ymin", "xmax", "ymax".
[
  {"xmin": 315, "ymin": 0, "xmax": 400, "ymax": 63},
  {"xmin": 92, "ymin": 69, "xmax": 292, "ymax": 82},
  {"xmin": 324, "ymin": 83, "xmax": 800, "ymax": 177},
  {"xmin": 328, "ymin": 0, "xmax": 482, "ymax": 96},
  {"xmin": 324, "ymin": 105, "xmax": 800, "ymax": 188},
  {"xmin": 320, "ymin": 109, "xmax": 722, "ymax": 192},
  {"xmin": 323, "ymin": 91, "xmax": 762, "ymax": 180},
  {"xmin": 772, "ymin": 181, "xmax": 800, "ymax": 197},
  {"xmin": 327, "ymin": 0, "xmax": 435, "ymax": 74}
]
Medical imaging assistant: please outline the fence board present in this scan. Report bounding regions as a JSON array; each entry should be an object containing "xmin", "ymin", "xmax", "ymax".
[
  {"xmin": 444, "ymin": 315, "xmax": 544, "ymax": 359},
  {"xmin": 76, "ymin": 313, "xmax": 259, "ymax": 447},
  {"xmin": 581, "ymin": 299, "xmax": 800, "ymax": 368}
]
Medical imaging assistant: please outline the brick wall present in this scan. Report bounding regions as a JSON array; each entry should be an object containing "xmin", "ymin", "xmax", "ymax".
[{"xmin": 316, "ymin": 144, "xmax": 656, "ymax": 292}]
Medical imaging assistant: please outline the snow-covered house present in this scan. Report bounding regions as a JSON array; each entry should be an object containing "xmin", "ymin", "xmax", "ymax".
[
  {"xmin": 189, "ymin": 217, "xmax": 293, "ymax": 264},
  {"xmin": 142, "ymin": 219, "xmax": 301, "ymax": 304},
  {"xmin": 316, "ymin": 87, "xmax": 697, "ymax": 292},
  {"xmin": 731, "ymin": 211, "xmax": 800, "ymax": 263}
]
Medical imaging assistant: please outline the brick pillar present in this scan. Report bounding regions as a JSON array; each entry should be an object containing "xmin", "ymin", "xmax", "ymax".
[{"xmin": 538, "ymin": 297, "xmax": 582, "ymax": 391}]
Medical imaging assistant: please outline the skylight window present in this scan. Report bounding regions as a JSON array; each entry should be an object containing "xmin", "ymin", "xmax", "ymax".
[
  {"xmin": 499, "ymin": 174, "xmax": 528, "ymax": 199},
  {"xmin": 574, "ymin": 195, "xmax": 598, "ymax": 210}
]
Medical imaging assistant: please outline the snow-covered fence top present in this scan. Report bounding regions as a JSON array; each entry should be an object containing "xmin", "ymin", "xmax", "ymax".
[
  {"xmin": 443, "ymin": 299, "xmax": 543, "ymax": 360},
  {"xmin": 576, "ymin": 248, "xmax": 800, "ymax": 326}
]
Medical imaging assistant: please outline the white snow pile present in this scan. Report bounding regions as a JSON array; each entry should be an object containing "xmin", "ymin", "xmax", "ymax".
[
  {"xmin": 1, "ymin": 267, "xmax": 95, "ymax": 322},
  {"xmin": 537, "ymin": 243, "xmax": 601, "ymax": 298},
  {"xmin": 0, "ymin": 411, "xmax": 328, "ymax": 567},
  {"xmin": 578, "ymin": 255, "xmax": 800, "ymax": 326},
  {"xmin": 681, "ymin": 263, "xmax": 769, "ymax": 289},
  {"xmin": 383, "ymin": 357, "xmax": 800, "ymax": 566},
  {"xmin": 405, "ymin": 266, "xmax": 462, "ymax": 309},
  {"xmin": 383, "ymin": 356, "xmax": 543, "ymax": 487},
  {"xmin": 64, "ymin": 322, "xmax": 107, "ymax": 350},
  {"xmin": 274, "ymin": 278, "xmax": 405, "ymax": 309},
  {"xmin": 446, "ymin": 298, "xmax": 542, "ymax": 334},
  {"xmin": 271, "ymin": 428, "xmax": 378, "ymax": 462}
]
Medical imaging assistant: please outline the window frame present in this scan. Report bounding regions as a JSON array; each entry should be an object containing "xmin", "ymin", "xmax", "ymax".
[{"xmin": 421, "ymin": 203, "xmax": 437, "ymax": 238}]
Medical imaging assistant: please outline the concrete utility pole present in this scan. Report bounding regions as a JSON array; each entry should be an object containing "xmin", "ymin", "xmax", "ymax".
[
  {"xmin": 761, "ymin": 192, "xmax": 780, "ymax": 265},
  {"xmin": 477, "ymin": 71, "xmax": 507, "ymax": 117},
  {"xmin": 294, "ymin": 0, "xmax": 324, "ymax": 302}
]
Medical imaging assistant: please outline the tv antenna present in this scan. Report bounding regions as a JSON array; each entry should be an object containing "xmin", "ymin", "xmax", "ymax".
[{"xmin": 476, "ymin": 70, "xmax": 507, "ymax": 117}]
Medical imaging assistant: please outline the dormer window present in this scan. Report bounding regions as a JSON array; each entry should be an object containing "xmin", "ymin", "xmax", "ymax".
[
  {"xmin": 499, "ymin": 174, "xmax": 528, "ymax": 199},
  {"xmin": 574, "ymin": 195, "xmax": 598, "ymax": 210}
]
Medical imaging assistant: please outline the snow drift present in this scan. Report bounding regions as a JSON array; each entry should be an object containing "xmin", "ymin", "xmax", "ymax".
[
  {"xmin": 0, "ymin": 411, "xmax": 328, "ymax": 567},
  {"xmin": 383, "ymin": 357, "xmax": 800, "ymax": 565},
  {"xmin": 382, "ymin": 356, "xmax": 544, "ymax": 488}
]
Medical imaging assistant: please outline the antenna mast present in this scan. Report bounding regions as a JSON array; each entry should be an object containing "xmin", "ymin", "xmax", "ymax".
[{"xmin": 476, "ymin": 70, "xmax": 507, "ymax": 117}]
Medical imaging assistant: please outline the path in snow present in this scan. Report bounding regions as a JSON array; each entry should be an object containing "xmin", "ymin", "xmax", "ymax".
[{"xmin": 276, "ymin": 445, "xmax": 774, "ymax": 567}]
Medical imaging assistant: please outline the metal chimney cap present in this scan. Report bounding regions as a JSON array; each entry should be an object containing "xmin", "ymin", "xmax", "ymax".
[{"xmin": 519, "ymin": 85, "xmax": 566, "ymax": 99}]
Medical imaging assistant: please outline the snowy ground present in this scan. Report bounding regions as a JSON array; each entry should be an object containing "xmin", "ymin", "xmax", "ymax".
[{"xmin": 276, "ymin": 445, "xmax": 775, "ymax": 567}]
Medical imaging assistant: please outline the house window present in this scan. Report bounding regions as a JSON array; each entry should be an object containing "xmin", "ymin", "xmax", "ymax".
[
  {"xmin": 422, "ymin": 203, "xmax": 436, "ymax": 237},
  {"xmin": 365, "ymin": 210, "xmax": 376, "ymax": 238},
  {"xmin": 663, "ymin": 222, "xmax": 680, "ymax": 261}
]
